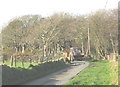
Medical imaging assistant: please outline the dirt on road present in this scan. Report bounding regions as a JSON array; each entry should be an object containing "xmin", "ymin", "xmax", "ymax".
[{"xmin": 23, "ymin": 61, "xmax": 89, "ymax": 85}]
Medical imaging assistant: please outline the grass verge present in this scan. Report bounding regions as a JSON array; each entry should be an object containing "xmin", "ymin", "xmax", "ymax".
[
  {"xmin": 3, "ymin": 62, "xmax": 39, "ymax": 68},
  {"xmin": 65, "ymin": 59, "xmax": 118, "ymax": 85}
]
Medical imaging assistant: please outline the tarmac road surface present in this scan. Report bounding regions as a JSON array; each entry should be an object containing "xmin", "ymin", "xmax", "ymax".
[{"xmin": 23, "ymin": 61, "xmax": 89, "ymax": 85}]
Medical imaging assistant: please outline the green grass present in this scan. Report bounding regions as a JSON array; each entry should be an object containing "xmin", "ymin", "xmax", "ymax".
[
  {"xmin": 3, "ymin": 60, "xmax": 69, "ymax": 85},
  {"xmin": 119, "ymin": 65, "xmax": 120, "ymax": 85},
  {"xmin": 2, "ymin": 57, "xmax": 65, "ymax": 69},
  {"xmin": 66, "ymin": 60, "xmax": 117, "ymax": 85},
  {"xmin": 3, "ymin": 62, "xmax": 39, "ymax": 68}
]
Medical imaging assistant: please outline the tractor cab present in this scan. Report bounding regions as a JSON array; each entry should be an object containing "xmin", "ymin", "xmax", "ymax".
[{"xmin": 70, "ymin": 47, "xmax": 84, "ymax": 60}]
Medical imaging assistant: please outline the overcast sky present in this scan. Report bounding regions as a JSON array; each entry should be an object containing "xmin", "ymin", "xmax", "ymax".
[{"xmin": 0, "ymin": 0, "xmax": 119, "ymax": 30}]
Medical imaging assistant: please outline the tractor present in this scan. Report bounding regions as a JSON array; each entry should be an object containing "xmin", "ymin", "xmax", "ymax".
[{"xmin": 63, "ymin": 47, "xmax": 84, "ymax": 63}]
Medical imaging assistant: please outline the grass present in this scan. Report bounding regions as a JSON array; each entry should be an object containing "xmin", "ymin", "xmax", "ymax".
[
  {"xmin": 3, "ymin": 62, "xmax": 39, "ymax": 68},
  {"xmin": 3, "ymin": 59, "xmax": 69, "ymax": 85},
  {"xmin": 2, "ymin": 57, "xmax": 65, "ymax": 69},
  {"xmin": 118, "ymin": 62, "xmax": 120, "ymax": 86},
  {"xmin": 66, "ymin": 59, "xmax": 118, "ymax": 85}
]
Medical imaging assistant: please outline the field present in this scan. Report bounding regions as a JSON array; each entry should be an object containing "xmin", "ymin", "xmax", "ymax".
[
  {"xmin": 1, "ymin": 57, "xmax": 65, "ymax": 69},
  {"xmin": 2, "ymin": 62, "xmax": 39, "ymax": 68},
  {"xmin": 66, "ymin": 59, "xmax": 118, "ymax": 85}
]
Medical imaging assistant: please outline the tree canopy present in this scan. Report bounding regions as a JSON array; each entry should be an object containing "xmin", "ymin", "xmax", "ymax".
[{"xmin": 1, "ymin": 9, "xmax": 118, "ymax": 60}]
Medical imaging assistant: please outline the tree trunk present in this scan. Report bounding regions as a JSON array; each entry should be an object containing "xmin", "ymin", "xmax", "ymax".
[
  {"xmin": 110, "ymin": 33, "xmax": 116, "ymax": 61},
  {"xmin": 43, "ymin": 44, "xmax": 47, "ymax": 57},
  {"xmin": 87, "ymin": 24, "xmax": 91, "ymax": 56},
  {"xmin": 47, "ymin": 46, "xmax": 50, "ymax": 56},
  {"xmin": 81, "ymin": 41, "xmax": 84, "ymax": 55},
  {"xmin": 2, "ymin": 56, "xmax": 4, "ymax": 63},
  {"xmin": 110, "ymin": 33, "xmax": 115, "ymax": 54},
  {"xmin": 53, "ymin": 49, "xmax": 55, "ymax": 57},
  {"xmin": 11, "ymin": 56, "xmax": 13, "ymax": 66},
  {"xmin": 14, "ymin": 56, "xmax": 16, "ymax": 67},
  {"xmin": 15, "ymin": 47, "xmax": 18, "ymax": 53},
  {"xmin": 22, "ymin": 44, "xmax": 25, "ymax": 53}
]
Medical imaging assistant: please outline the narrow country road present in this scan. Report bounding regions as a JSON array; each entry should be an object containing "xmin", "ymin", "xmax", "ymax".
[{"xmin": 23, "ymin": 61, "xmax": 89, "ymax": 85}]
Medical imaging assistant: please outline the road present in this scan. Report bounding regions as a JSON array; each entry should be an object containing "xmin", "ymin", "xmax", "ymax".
[{"xmin": 23, "ymin": 61, "xmax": 89, "ymax": 85}]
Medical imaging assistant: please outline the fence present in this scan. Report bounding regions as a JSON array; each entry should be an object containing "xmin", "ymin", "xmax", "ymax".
[{"xmin": 2, "ymin": 51, "xmax": 65, "ymax": 67}]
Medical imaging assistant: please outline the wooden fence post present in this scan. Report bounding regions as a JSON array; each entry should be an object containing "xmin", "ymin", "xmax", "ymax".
[
  {"xmin": 107, "ymin": 55, "xmax": 110, "ymax": 61},
  {"xmin": 22, "ymin": 56, "xmax": 24, "ymax": 67},
  {"xmin": 29, "ymin": 57, "xmax": 32, "ymax": 64}
]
